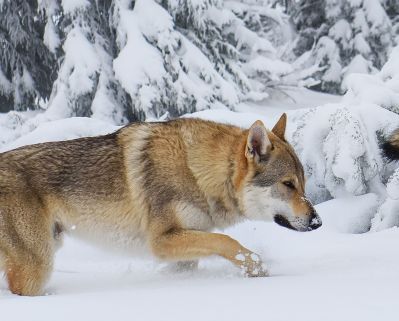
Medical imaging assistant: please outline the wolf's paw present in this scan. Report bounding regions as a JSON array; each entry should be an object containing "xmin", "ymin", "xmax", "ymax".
[
  {"xmin": 245, "ymin": 263, "xmax": 269, "ymax": 277},
  {"xmin": 236, "ymin": 252, "xmax": 269, "ymax": 277}
]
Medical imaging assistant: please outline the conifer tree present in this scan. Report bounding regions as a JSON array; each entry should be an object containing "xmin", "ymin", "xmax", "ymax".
[
  {"xmin": 292, "ymin": 0, "xmax": 394, "ymax": 93},
  {"xmin": 0, "ymin": 0, "xmax": 56, "ymax": 112}
]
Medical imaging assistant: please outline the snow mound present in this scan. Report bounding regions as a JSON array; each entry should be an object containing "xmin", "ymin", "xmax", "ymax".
[{"xmin": 316, "ymin": 193, "xmax": 379, "ymax": 233}]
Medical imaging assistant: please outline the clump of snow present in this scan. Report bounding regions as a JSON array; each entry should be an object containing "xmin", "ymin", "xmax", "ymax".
[
  {"xmin": 371, "ymin": 169, "xmax": 399, "ymax": 231},
  {"xmin": 343, "ymin": 45, "xmax": 399, "ymax": 113},
  {"xmin": 342, "ymin": 54, "xmax": 375, "ymax": 79},
  {"xmin": 317, "ymin": 193, "xmax": 379, "ymax": 233},
  {"xmin": 40, "ymin": 0, "xmax": 61, "ymax": 54}
]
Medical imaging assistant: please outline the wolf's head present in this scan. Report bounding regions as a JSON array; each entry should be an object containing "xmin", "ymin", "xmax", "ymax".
[{"xmin": 239, "ymin": 114, "xmax": 321, "ymax": 232}]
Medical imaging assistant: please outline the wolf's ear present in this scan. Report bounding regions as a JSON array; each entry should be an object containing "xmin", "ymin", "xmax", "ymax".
[
  {"xmin": 272, "ymin": 113, "xmax": 287, "ymax": 140},
  {"xmin": 245, "ymin": 120, "xmax": 271, "ymax": 162}
]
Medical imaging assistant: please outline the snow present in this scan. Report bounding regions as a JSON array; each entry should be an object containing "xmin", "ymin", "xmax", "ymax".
[
  {"xmin": 343, "ymin": 46, "xmax": 399, "ymax": 112},
  {"xmin": 243, "ymin": 56, "xmax": 293, "ymax": 81},
  {"xmin": 62, "ymin": 27, "xmax": 101, "ymax": 97},
  {"xmin": 317, "ymin": 193, "xmax": 379, "ymax": 233},
  {"xmin": 41, "ymin": 0, "xmax": 61, "ymax": 54},
  {"xmin": 43, "ymin": 17, "xmax": 60, "ymax": 54},
  {"xmin": 329, "ymin": 19, "xmax": 352, "ymax": 48},
  {"xmin": 353, "ymin": 34, "xmax": 371, "ymax": 56},
  {"xmin": 2, "ymin": 202, "xmax": 399, "ymax": 321},
  {"xmin": 363, "ymin": 0, "xmax": 391, "ymax": 31},
  {"xmin": 343, "ymin": 54, "xmax": 373, "ymax": 79}
]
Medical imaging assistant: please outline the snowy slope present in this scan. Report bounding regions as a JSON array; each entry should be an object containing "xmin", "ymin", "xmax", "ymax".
[{"xmin": 1, "ymin": 88, "xmax": 399, "ymax": 321}]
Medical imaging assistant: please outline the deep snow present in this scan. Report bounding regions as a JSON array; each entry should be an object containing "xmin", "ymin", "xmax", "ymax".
[
  {"xmin": 2, "ymin": 202, "xmax": 399, "ymax": 321},
  {"xmin": 1, "ymin": 88, "xmax": 399, "ymax": 321}
]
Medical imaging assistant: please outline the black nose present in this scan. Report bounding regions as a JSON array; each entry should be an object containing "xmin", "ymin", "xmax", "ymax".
[{"xmin": 309, "ymin": 212, "xmax": 322, "ymax": 230}]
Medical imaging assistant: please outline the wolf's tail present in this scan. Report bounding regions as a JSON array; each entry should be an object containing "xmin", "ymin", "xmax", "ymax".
[{"xmin": 382, "ymin": 129, "xmax": 399, "ymax": 161}]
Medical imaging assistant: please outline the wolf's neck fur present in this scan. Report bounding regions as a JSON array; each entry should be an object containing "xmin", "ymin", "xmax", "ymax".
[{"xmin": 186, "ymin": 126, "xmax": 250, "ymax": 219}]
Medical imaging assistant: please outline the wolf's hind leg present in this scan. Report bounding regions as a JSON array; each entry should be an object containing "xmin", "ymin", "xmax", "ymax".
[
  {"xmin": 151, "ymin": 230, "xmax": 267, "ymax": 277},
  {"xmin": 0, "ymin": 197, "xmax": 55, "ymax": 296}
]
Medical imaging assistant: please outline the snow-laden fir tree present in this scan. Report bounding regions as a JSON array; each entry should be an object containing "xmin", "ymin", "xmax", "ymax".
[
  {"xmin": 289, "ymin": 104, "xmax": 383, "ymax": 204},
  {"xmin": 289, "ymin": 46, "xmax": 399, "ymax": 205},
  {"xmin": 292, "ymin": 0, "xmax": 394, "ymax": 93},
  {"xmin": 225, "ymin": 0, "xmax": 308, "ymax": 94},
  {"xmin": 0, "ymin": 0, "xmax": 302, "ymax": 121},
  {"xmin": 110, "ymin": 0, "xmax": 241, "ymax": 120},
  {"xmin": 44, "ymin": 0, "xmax": 131, "ymax": 123},
  {"xmin": 0, "ymin": 0, "xmax": 56, "ymax": 112},
  {"xmin": 78, "ymin": 0, "xmax": 296, "ymax": 120}
]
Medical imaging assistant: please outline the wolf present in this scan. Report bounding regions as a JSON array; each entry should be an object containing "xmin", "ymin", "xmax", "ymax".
[{"xmin": 0, "ymin": 113, "xmax": 321, "ymax": 296}]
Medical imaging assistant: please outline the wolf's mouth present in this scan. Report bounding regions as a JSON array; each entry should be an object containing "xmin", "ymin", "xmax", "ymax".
[{"xmin": 273, "ymin": 214, "xmax": 296, "ymax": 231}]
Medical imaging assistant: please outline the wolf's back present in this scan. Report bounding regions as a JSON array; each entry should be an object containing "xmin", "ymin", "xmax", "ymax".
[{"xmin": 382, "ymin": 129, "xmax": 399, "ymax": 161}]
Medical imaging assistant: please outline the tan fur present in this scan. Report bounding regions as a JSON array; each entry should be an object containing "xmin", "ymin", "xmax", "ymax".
[{"xmin": 0, "ymin": 115, "xmax": 319, "ymax": 296}]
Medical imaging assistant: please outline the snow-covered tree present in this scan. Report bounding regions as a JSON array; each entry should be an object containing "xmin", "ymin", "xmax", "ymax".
[
  {"xmin": 345, "ymin": 45, "xmax": 399, "ymax": 230},
  {"xmin": 289, "ymin": 104, "xmax": 386, "ymax": 204},
  {"xmin": 109, "ymin": 0, "xmax": 240, "ymax": 120},
  {"xmin": 45, "ymin": 0, "xmax": 130, "ymax": 124},
  {"xmin": 383, "ymin": 0, "xmax": 399, "ymax": 19},
  {"xmin": 0, "ymin": 0, "xmax": 305, "ymax": 121},
  {"xmin": 226, "ymin": 0, "xmax": 305, "ymax": 95},
  {"xmin": 289, "ymin": 46, "xmax": 399, "ymax": 207},
  {"xmin": 292, "ymin": 0, "xmax": 394, "ymax": 93},
  {"xmin": 290, "ymin": 0, "xmax": 326, "ymax": 56},
  {"xmin": 0, "ymin": 0, "xmax": 56, "ymax": 112},
  {"xmin": 109, "ymin": 0, "xmax": 297, "ymax": 119}
]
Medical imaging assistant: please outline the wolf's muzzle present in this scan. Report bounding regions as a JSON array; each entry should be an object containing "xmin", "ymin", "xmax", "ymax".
[{"xmin": 308, "ymin": 211, "xmax": 322, "ymax": 230}]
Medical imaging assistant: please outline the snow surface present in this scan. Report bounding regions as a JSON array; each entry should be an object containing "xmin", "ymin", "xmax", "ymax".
[
  {"xmin": 1, "ymin": 88, "xmax": 399, "ymax": 320},
  {"xmin": 2, "ymin": 204, "xmax": 399, "ymax": 321}
]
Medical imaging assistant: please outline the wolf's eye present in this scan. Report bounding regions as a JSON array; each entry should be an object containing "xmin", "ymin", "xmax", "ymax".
[{"xmin": 283, "ymin": 181, "xmax": 295, "ymax": 189}]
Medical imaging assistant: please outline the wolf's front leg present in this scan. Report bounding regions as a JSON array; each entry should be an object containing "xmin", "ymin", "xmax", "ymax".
[{"xmin": 150, "ymin": 229, "xmax": 268, "ymax": 277}]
